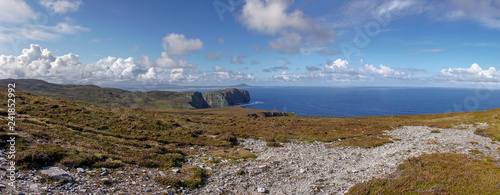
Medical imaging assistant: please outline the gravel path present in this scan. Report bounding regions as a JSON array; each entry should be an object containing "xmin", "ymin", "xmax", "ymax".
[{"xmin": 194, "ymin": 124, "xmax": 500, "ymax": 194}]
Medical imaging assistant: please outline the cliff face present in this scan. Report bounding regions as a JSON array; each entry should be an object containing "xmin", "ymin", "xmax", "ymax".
[
  {"xmin": 200, "ymin": 88, "xmax": 251, "ymax": 108},
  {"xmin": 189, "ymin": 92, "xmax": 211, "ymax": 108}
]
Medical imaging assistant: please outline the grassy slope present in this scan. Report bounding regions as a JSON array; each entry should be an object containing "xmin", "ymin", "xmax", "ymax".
[
  {"xmin": 1, "ymin": 87, "xmax": 499, "ymax": 191},
  {"xmin": 0, "ymin": 79, "xmax": 196, "ymax": 110},
  {"xmin": 348, "ymin": 153, "xmax": 500, "ymax": 194}
]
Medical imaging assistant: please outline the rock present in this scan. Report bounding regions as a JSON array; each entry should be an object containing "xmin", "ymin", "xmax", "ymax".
[
  {"xmin": 29, "ymin": 184, "xmax": 39, "ymax": 191},
  {"xmin": 352, "ymin": 170, "xmax": 359, "ymax": 173},
  {"xmin": 201, "ymin": 88, "xmax": 250, "ymax": 108},
  {"xmin": 159, "ymin": 171, "xmax": 166, "ymax": 176},
  {"xmin": 40, "ymin": 167, "xmax": 72, "ymax": 180},
  {"xmin": 299, "ymin": 168, "xmax": 307, "ymax": 173},
  {"xmin": 0, "ymin": 184, "xmax": 5, "ymax": 188},
  {"xmin": 17, "ymin": 174, "xmax": 26, "ymax": 180},
  {"xmin": 257, "ymin": 187, "xmax": 266, "ymax": 193},
  {"xmin": 172, "ymin": 169, "xmax": 180, "ymax": 174},
  {"xmin": 208, "ymin": 157, "xmax": 215, "ymax": 161},
  {"xmin": 76, "ymin": 168, "xmax": 85, "ymax": 173}
]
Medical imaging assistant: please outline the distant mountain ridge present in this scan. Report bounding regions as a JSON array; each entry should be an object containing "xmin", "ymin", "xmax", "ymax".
[{"xmin": 0, "ymin": 79, "xmax": 250, "ymax": 110}]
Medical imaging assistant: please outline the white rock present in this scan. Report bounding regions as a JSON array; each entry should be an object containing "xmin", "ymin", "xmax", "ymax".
[
  {"xmin": 29, "ymin": 184, "xmax": 39, "ymax": 191},
  {"xmin": 76, "ymin": 168, "xmax": 85, "ymax": 173},
  {"xmin": 40, "ymin": 167, "xmax": 72, "ymax": 180},
  {"xmin": 172, "ymin": 169, "xmax": 180, "ymax": 174},
  {"xmin": 257, "ymin": 187, "xmax": 266, "ymax": 193},
  {"xmin": 299, "ymin": 168, "xmax": 307, "ymax": 173}
]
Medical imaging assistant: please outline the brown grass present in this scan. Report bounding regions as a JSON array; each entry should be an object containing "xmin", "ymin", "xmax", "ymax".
[{"xmin": 348, "ymin": 153, "xmax": 500, "ymax": 194}]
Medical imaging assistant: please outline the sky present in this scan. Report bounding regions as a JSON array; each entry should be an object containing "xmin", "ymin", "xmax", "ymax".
[{"xmin": 0, "ymin": 0, "xmax": 499, "ymax": 88}]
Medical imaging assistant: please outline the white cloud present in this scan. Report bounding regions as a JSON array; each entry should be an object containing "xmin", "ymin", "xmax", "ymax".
[
  {"xmin": 447, "ymin": 0, "xmax": 500, "ymax": 30},
  {"xmin": 41, "ymin": 0, "xmax": 82, "ymax": 14},
  {"xmin": 323, "ymin": 58, "xmax": 352, "ymax": 73},
  {"xmin": 377, "ymin": 0, "xmax": 416, "ymax": 16},
  {"xmin": 239, "ymin": 0, "xmax": 336, "ymax": 54},
  {"xmin": 0, "ymin": 44, "xmax": 256, "ymax": 85},
  {"xmin": 230, "ymin": 55, "xmax": 244, "ymax": 64},
  {"xmin": 240, "ymin": 0, "xmax": 310, "ymax": 35},
  {"xmin": 440, "ymin": 63, "xmax": 500, "ymax": 82},
  {"xmin": 273, "ymin": 58, "xmax": 408, "ymax": 82},
  {"xmin": 214, "ymin": 65, "xmax": 226, "ymax": 72},
  {"xmin": 154, "ymin": 52, "xmax": 196, "ymax": 68},
  {"xmin": 49, "ymin": 22, "xmax": 89, "ymax": 34},
  {"xmin": 162, "ymin": 33, "xmax": 203, "ymax": 56},
  {"xmin": 0, "ymin": 0, "xmax": 36, "ymax": 23},
  {"xmin": 360, "ymin": 64, "xmax": 407, "ymax": 78}
]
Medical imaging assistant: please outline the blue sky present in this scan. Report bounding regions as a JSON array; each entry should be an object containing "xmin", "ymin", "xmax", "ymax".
[{"xmin": 0, "ymin": 0, "xmax": 500, "ymax": 88}]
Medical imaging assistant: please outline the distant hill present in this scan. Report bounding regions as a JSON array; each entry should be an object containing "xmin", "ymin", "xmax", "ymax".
[{"xmin": 0, "ymin": 79, "xmax": 250, "ymax": 111}]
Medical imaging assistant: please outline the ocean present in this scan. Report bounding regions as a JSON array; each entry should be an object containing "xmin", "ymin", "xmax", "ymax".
[{"xmin": 183, "ymin": 87, "xmax": 500, "ymax": 117}]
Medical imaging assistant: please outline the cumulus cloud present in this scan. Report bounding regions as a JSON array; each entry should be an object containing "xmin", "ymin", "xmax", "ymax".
[
  {"xmin": 41, "ymin": 0, "xmax": 82, "ymax": 14},
  {"xmin": 230, "ymin": 55, "xmax": 244, "ymax": 64},
  {"xmin": 205, "ymin": 51, "xmax": 224, "ymax": 61},
  {"xmin": 162, "ymin": 33, "xmax": 203, "ymax": 56},
  {"xmin": 360, "ymin": 64, "xmax": 407, "ymax": 78},
  {"xmin": 273, "ymin": 58, "xmax": 408, "ymax": 82},
  {"xmin": 0, "ymin": 44, "xmax": 258, "ymax": 85},
  {"xmin": 239, "ymin": 0, "xmax": 336, "ymax": 54},
  {"xmin": 153, "ymin": 52, "xmax": 196, "ymax": 68},
  {"xmin": 440, "ymin": 63, "xmax": 500, "ymax": 82}
]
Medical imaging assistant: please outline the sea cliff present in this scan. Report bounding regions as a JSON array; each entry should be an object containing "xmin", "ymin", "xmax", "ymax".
[{"xmin": 201, "ymin": 88, "xmax": 250, "ymax": 108}]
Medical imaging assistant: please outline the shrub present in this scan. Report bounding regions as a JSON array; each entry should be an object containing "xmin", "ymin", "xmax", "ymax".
[
  {"xmin": 16, "ymin": 144, "xmax": 72, "ymax": 169},
  {"xmin": 266, "ymin": 142, "xmax": 282, "ymax": 147}
]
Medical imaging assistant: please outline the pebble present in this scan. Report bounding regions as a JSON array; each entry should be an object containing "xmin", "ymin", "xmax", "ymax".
[
  {"xmin": 172, "ymin": 169, "xmax": 180, "ymax": 174},
  {"xmin": 257, "ymin": 187, "xmax": 266, "ymax": 193}
]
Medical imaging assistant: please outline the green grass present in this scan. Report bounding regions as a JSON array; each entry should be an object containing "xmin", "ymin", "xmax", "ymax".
[{"xmin": 348, "ymin": 153, "xmax": 500, "ymax": 194}]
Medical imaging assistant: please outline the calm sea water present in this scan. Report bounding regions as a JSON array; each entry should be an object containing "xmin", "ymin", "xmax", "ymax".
[{"xmin": 184, "ymin": 87, "xmax": 500, "ymax": 117}]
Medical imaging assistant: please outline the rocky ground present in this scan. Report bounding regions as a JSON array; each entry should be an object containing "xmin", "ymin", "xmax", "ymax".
[{"xmin": 1, "ymin": 124, "xmax": 499, "ymax": 194}]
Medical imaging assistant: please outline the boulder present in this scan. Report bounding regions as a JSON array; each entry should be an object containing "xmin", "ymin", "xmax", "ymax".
[{"xmin": 40, "ymin": 167, "xmax": 72, "ymax": 180}]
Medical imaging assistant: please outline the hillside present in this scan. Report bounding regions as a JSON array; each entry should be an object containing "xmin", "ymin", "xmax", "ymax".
[
  {"xmin": 0, "ymin": 79, "xmax": 251, "ymax": 110},
  {"xmin": 0, "ymin": 87, "xmax": 499, "ymax": 194}
]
